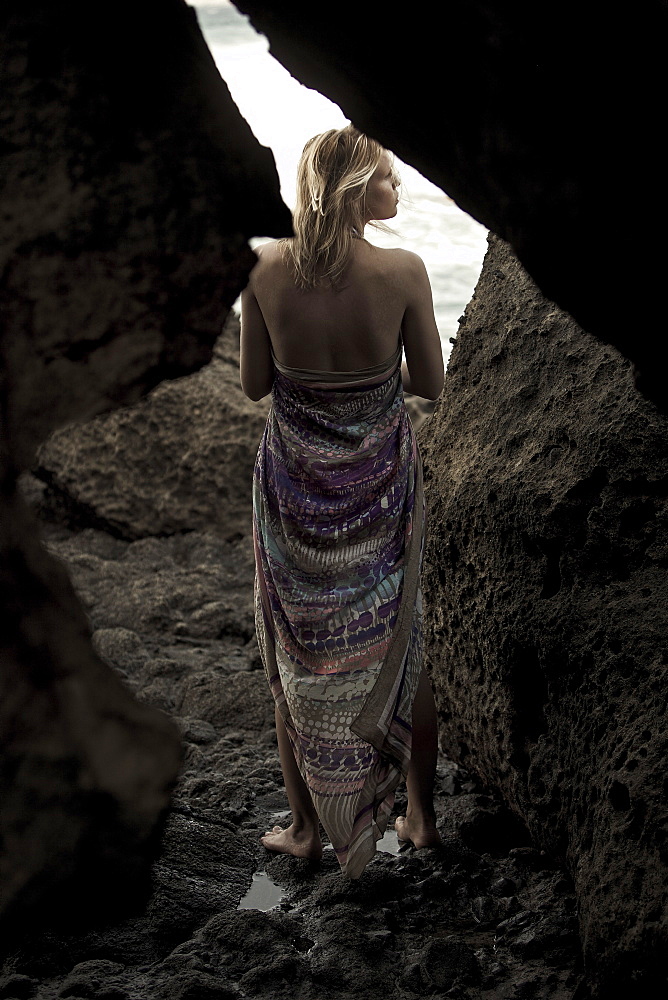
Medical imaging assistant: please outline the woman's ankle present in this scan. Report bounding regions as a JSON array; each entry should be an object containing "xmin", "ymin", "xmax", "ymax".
[
  {"xmin": 288, "ymin": 815, "xmax": 321, "ymax": 839},
  {"xmin": 406, "ymin": 803, "xmax": 437, "ymax": 827}
]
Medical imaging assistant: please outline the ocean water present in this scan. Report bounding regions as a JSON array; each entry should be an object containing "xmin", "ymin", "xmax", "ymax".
[{"xmin": 192, "ymin": 0, "xmax": 488, "ymax": 363}]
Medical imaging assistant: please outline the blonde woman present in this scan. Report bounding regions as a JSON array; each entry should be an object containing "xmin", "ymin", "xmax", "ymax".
[{"xmin": 241, "ymin": 125, "xmax": 444, "ymax": 878}]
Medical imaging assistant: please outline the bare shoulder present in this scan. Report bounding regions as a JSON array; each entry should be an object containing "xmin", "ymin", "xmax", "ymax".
[
  {"xmin": 395, "ymin": 247, "xmax": 428, "ymax": 274},
  {"xmin": 253, "ymin": 240, "xmax": 289, "ymax": 270},
  {"xmin": 251, "ymin": 240, "xmax": 282, "ymax": 269},
  {"xmin": 249, "ymin": 240, "xmax": 289, "ymax": 289},
  {"xmin": 253, "ymin": 239, "xmax": 281, "ymax": 258},
  {"xmin": 370, "ymin": 245, "xmax": 427, "ymax": 274},
  {"xmin": 372, "ymin": 247, "xmax": 429, "ymax": 294}
]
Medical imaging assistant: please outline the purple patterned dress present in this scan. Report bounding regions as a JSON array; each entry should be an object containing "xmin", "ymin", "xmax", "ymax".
[{"xmin": 253, "ymin": 345, "xmax": 424, "ymax": 878}]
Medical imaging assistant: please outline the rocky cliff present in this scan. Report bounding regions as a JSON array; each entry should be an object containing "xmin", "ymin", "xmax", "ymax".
[
  {"xmin": 0, "ymin": 0, "xmax": 289, "ymax": 926},
  {"xmin": 420, "ymin": 234, "xmax": 668, "ymax": 995}
]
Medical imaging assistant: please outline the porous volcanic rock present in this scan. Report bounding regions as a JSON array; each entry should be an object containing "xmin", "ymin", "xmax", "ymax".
[
  {"xmin": 233, "ymin": 0, "xmax": 667, "ymax": 410},
  {"xmin": 0, "ymin": 0, "xmax": 289, "ymax": 926},
  {"xmin": 35, "ymin": 314, "xmax": 269, "ymax": 540},
  {"xmin": 419, "ymin": 234, "xmax": 668, "ymax": 996}
]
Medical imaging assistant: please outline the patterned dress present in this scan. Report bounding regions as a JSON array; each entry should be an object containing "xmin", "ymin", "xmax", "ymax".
[{"xmin": 253, "ymin": 344, "xmax": 424, "ymax": 878}]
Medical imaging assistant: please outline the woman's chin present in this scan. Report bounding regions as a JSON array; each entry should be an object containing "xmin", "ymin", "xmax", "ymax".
[{"xmin": 366, "ymin": 206, "xmax": 398, "ymax": 224}]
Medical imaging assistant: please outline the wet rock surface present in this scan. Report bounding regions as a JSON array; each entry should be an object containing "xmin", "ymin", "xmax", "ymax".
[{"xmin": 1, "ymin": 493, "xmax": 583, "ymax": 999}]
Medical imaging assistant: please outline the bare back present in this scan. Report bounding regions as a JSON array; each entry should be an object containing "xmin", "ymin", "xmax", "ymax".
[
  {"xmin": 240, "ymin": 238, "xmax": 444, "ymax": 400},
  {"xmin": 250, "ymin": 240, "xmax": 408, "ymax": 370}
]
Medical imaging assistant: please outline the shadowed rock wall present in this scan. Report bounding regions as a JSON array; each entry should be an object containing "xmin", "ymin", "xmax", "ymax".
[
  {"xmin": 419, "ymin": 235, "xmax": 668, "ymax": 995},
  {"xmin": 0, "ymin": 0, "xmax": 290, "ymax": 925},
  {"xmin": 233, "ymin": 0, "xmax": 668, "ymax": 411},
  {"xmin": 1, "ymin": 0, "xmax": 289, "ymax": 465}
]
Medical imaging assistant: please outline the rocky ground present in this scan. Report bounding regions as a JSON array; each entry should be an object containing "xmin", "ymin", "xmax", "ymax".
[{"xmin": 0, "ymin": 485, "xmax": 586, "ymax": 1000}]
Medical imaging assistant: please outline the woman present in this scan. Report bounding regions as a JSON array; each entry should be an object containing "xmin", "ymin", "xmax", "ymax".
[{"xmin": 240, "ymin": 124, "xmax": 444, "ymax": 878}]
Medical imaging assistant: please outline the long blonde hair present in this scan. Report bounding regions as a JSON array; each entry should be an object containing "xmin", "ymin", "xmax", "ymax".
[{"xmin": 280, "ymin": 125, "xmax": 398, "ymax": 289}]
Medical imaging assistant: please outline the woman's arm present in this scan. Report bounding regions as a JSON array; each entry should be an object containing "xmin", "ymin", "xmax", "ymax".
[
  {"xmin": 400, "ymin": 252, "xmax": 444, "ymax": 401},
  {"xmin": 240, "ymin": 258, "xmax": 274, "ymax": 401}
]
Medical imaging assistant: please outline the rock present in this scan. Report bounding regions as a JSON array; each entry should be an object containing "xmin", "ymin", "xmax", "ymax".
[
  {"xmin": 0, "ymin": 489, "xmax": 182, "ymax": 931},
  {"xmin": 0, "ymin": 974, "xmax": 37, "ymax": 999},
  {"xmin": 35, "ymin": 317, "xmax": 269, "ymax": 541},
  {"xmin": 0, "ymin": 0, "xmax": 288, "ymax": 929},
  {"xmin": 507, "ymin": 913, "xmax": 580, "ymax": 963},
  {"xmin": 58, "ymin": 961, "xmax": 125, "ymax": 999},
  {"xmin": 194, "ymin": 910, "xmax": 308, "ymax": 992},
  {"xmin": 177, "ymin": 718, "xmax": 218, "ymax": 746},
  {"xmin": 447, "ymin": 793, "xmax": 531, "ymax": 856},
  {"xmin": 1, "ymin": 3, "xmax": 288, "ymax": 468},
  {"xmin": 491, "ymin": 877, "xmax": 517, "ymax": 896},
  {"xmin": 92, "ymin": 628, "xmax": 149, "ymax": 672},
  {"xmin": 44, "ymin": 529, "xmax": 256, "ymax": 644},
  {"xmin": 404, "ymin": 393, "xmax": 436, "ymax": 432},
  {"xmin": 233, "ymin": 0, "xmax": 667, "ymax": 411},
  {"xmin": 177, "ymin": 671, "xmax": 275, "ymax": 735},
  {"xmin": 418, "ymin": 936, "xmax": 480, "ymax": 991},
  {"xmin": 155, "ymin": 971, "xmax": 237, "ymax": 1000},
  {"xmin": 420, "ymin": 235, "xmax": 668, "ymax": 992},
  {"xmin": 470, "ymin": 894, "xmax": 520, "ymax": 928}
]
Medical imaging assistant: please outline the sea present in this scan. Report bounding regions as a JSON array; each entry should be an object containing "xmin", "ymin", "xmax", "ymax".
[{"xmin": 192, "ymin": 0, "xmax": 488, "ymax": 365}]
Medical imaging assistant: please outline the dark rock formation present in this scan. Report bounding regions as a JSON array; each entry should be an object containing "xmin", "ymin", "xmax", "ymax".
[
  {"xmin": 0, "ymin": 0, "xmax": 290, "ymax": 925},
  {"xmin": 0, "ymin": 488, "xmax": 183, "ymax": 932},
  {"xmin": 1, "ymin": 0, "xmax": 288, "ymax": 466},
  {"xmin": 232, "ymin": 0, "xmax": 668, "ymax": 411},
  {"xmin": 420, "ymin": 235, "xmax": 668, "ymax": 996},
  {"xmin": 34, "ymin": 315, "xmax": 269, "ymax": 540}
]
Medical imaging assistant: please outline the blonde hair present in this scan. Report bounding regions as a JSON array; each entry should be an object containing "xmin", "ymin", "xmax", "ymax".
[{"xmin": 280, "ymin": 125, "xmax": 398, "ymax": 289}]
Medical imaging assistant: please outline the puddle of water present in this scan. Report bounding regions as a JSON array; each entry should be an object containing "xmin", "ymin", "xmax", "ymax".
[
  {"xmin": 237, "ymin": 872, "xmax": 286, "ymax": 912},
  {"xmin": 324, "ymin": 828, "xmax": 404, "ymax": 857},
  {"xmin": 377, "ymin": 827, "xmax": 403, "ymax": 856}
]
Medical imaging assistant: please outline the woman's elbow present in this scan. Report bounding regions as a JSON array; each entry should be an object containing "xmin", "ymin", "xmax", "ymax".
[
  {"xmin": 410, "ymin": 375, "xmax": 444, "ymax": 401},
  {"xmin": 427, "ymin": 378, "xmax": 444, "ymax": 401},
  {"xmin": 241, "ymin": 380, "xmax": 272, "ymax": 402},
  {"xmin": 240, "ymin": 364, "xmax": 273, "ymax": 401}
]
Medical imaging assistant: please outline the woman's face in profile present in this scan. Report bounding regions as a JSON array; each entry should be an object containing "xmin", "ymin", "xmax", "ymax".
[{"xmin": 364, "ymin": 151, "xmax": 399, "ymax": 222}]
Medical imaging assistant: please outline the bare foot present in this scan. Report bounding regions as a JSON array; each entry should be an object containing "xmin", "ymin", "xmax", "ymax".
[
  {"xmin": 395, "ymin": 813, "xmax": 442, "ymax": 849},
  {"xmin": 260, "ymin": 824, "xmax": 323, "ymax": 861}
]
